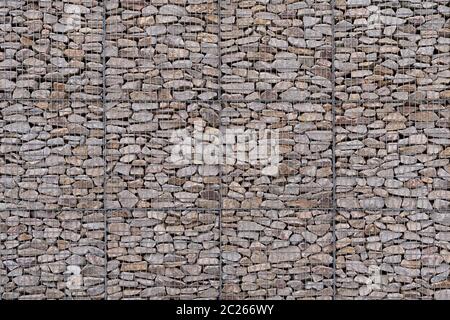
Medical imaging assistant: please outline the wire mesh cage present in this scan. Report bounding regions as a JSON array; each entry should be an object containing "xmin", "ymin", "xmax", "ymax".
[
  {"xmin": 104, "ymin": 100, "xmax": 221, "ymax": 209},
  {"xmin": 335, "ymin": 208, "xmax": 450, "ymax": 300},
  {"xmin": 0, "ymin": 0, "xmax": 104, "ymax": 101},
  {"xmin": 106, "ymin": 208, "xmax": 220, "ymax": 300},
  {"xmin": 0, "ymin": 0, "xmax": 449, "ymax": 301},
  {"xmin": 219, "ymin": 0, "xmax": 333, "ymax": 101},
  {"xmin": 334, "ymin": 0, "xmax": 450, "ymax": 103},
  {"xmin": 221, "ymin": 208, "xmax": 334, "ymax": 300},
  {"xmin": 221, "ymin": 102, "xmax": 333, "ymax": 210},
  {"xmin": 104, "ymin": 0, "xmax": 219, "ymax": 101},
  {"xmin": 0, "ymin": 100, "xmax": 104, "ymax": 210},
  {"xmin": 0, "ymin": 209, "xmax": 106, "ymax": 300},
  {"xmin": 336, "ymin": 100, "xmax": 450, "ymax": 211}
]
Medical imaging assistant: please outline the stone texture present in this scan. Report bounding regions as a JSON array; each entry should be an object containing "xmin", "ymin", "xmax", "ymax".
[
  {"xmin": 220, "ymin": 0, "xmax": 333, "ymax": 101},
  {"xmin": 222, "ymin": 209, "xmax": 334, "ymax": 299},
  {"xmin": 221, "ymin": 102, "xmax": 333, "ymax": 210},
  {"xmin": 105, "ymin": 101, "xmax": 221, "ymax": 209},
  {"xmin": 106, "ymin": 209, "xmax": 220, "ymax": 300},
  {"xmin": 336, "ymin": 101, "xmax": 450, "ymax": 211},
  {"xmin": 0, "ymin": 210, "xmax": 105, "ymax": 300},
  {"xmin": 0, "ymin": 101, "xmax": 104, "ymax": 210},
  {"xmin": 335, "ymin": 0, "xmax": 450, "ymax": 102},
  {"xmin": 335, "ymin": 209, "xmax": 450, "ymax": 300},
  {"xmin": 1, "ymin": 0, "xmax": 450, "ymax": 302},
  {"xmin": 0, "ymin": 1, "xmax": 104, "ymax": 100},
  {"xmin": 105, "ymin": 0, "xmax": 219, "ymax": 101}
]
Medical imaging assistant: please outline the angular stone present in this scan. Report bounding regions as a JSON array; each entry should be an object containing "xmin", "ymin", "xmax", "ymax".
[
  {"xmin": 380, "ymin": 231, "xmax": 402, "ymax": 243},
  {"xmin": 118, "ymin": 190, "xmax": 138, "ymax": 208},
  {"xmin": 4, "ymin": 122, "xmax": 30, "ymax": 133}
]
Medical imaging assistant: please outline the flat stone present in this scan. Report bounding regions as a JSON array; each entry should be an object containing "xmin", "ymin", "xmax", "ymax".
[
  {"xmin": 380, "ymin": 231, "xmax": 402, "ymax": 243},
  {"xmin": 13, "ymin": 276, "xmax": 39, "ymax": 286},
  {"xmin": 268, "ymin": 247, "xmax": 300, "ymax": 263},
  {"xmin": 347, "ymin": 0, "xmax": 370, "ymax": 7},
  {"xmin": 4, "ymin": 122, "xmax": 30, "ymax": 133},
  {"xmin": 160, "ymin": 5, "xmax": 187, "ymax": 16},
  {"xmin": 237, "ymin": 221, "xmax": 264, "ymax": 231},
  {"xmin": 141, "ymin": 287, "xmax": 166, "ymax": 297},
  {"xmin": 146, "ymin": 25, "xmax": 167, "ymax": 36}
]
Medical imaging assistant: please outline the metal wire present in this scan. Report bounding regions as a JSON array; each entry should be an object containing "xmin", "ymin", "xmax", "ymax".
[
  {"xmin": 101, "ymin": 2, "xmax": 108, "ymax": 300},
  {"xmin": 1, "ymin": 206, "xmax": 450, "ymax": 213},
  {"xmin": 2, "ymin": 97, "xmax": 450, "ymax": 104},
  {"xmin": 1, "ymin": 0, "xmax": 450, "ymax": 301},
  {"xmin": 331, "ymin": 0, "xmax": 337, "ymax": 301},
  {"xmin": 217, "ymin": 0, "xmax": 223, "ymax": 301}
]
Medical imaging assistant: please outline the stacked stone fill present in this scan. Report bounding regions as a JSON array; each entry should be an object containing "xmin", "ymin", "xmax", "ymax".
[{"xmin": 1, "ymin": 0, "xmax": 449, "ymax": 300}]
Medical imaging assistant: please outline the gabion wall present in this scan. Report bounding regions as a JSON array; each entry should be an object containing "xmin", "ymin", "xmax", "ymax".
[{"xmin": 0, "ymin": 0, "xmax": 449, "ymax": 300}]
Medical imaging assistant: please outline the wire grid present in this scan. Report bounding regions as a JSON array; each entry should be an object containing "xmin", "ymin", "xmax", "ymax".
[
  {"xmin": 0, "ymin": 99, "xmax": 105, "ymax": 211},
  {"xmin": 106, "ymin": 208, "xmax": 220, "ymax": 300},
  {"xmin": 221, "ymin": 209, "xmax": 334, "ymax": 300},
  {"xmin": 0, "ymin": 0, "xmax": 104, "ymax": 101},
  {"xmin": 220, "ymin": 102, "xmax": 334, "ymax": 210},
  {"xmin": 334, "ymin": 0, "xmax": 450, "ymax": 103},
  {"xmin": 219, "ymin": 0, "xmax": 333, "ymax": 102},
  {"xmin": 0, "ymin": 209, "xmax": 106, "ymax": 300},
  {"xmin": 335, "ymin": 209, "xmax": 450, "ymax": 300},
  {"xmin": 104, "ymin": 0, "xmax": 219, "ymax": 101},
  {"xmin": 336, "ymin": 100, "xmax": 450, "ymax": 211},
  {"xmin": 104, "ymin": 100, "xmax": 222, "ymax": 210},
  {"xmin": 1, "ymin": 0, "xmax": 450, "ymax": 301}
]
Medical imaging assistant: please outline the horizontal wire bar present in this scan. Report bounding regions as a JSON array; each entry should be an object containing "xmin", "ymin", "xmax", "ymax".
[
  {"xmin": 1, "ymin": 98, "xmax": 450, "ymax": 104},
  {"xmin": 2, "ymin": 207, "xmax": 450, "ymax": 213}
]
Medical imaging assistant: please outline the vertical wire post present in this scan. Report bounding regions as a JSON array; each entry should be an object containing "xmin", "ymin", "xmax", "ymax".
[
  {"xmin": 330, "ymin": 0, "xmax": 338, "ymax": 301},
  {"xmin": 217, "ymin": 0, "xmax": 223, "ymax": 301},
  {"xmin": 101, "ymin": 1, "xmax": 108, "ymax": 301}
]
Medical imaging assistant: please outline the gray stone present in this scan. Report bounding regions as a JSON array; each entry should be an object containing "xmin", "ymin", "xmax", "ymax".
[{"xmin": 268, "ymin": 247, "xmax": 300, "ymax": 263}]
